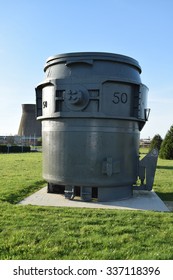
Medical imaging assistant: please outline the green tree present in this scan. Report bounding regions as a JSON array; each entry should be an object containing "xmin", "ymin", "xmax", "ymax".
[
  {"xmin": 159, "ymin": 125, "xmax": 173, "ymax": 159},
  {"xmin": 149, "ymin": 134, "xmax": 162, "ymax": 152}
]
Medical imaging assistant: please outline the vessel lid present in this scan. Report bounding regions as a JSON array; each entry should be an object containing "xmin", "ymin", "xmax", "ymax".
[{"xmin": 44, "ymin": 52, "xmax": 141, "ymax": 73}]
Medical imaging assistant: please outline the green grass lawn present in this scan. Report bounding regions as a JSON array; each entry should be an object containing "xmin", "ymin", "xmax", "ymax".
[
  {"xmin": 0, "ymin": 151, "xmax": 173, "ymax": 260},
  {"xmin": 140, "ymin": 148, "xmax": 173, "ymax": 201},
  {"xmin": 0, "ymin": 153, "xmax": 45, "ymax": 204}
]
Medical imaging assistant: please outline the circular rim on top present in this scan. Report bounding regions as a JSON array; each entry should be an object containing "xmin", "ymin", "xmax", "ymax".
[{"xmin": 44, "ymin": 52, "xmax": 141, "ymax": 73}]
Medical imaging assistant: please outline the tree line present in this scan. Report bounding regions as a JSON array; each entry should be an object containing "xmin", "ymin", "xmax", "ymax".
[{"xmin": 149, "ymin": 124, "xmax": 173, "ymax": 159}]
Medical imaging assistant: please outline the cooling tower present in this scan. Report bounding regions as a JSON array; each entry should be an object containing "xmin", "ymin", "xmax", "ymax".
[{"xmin": 18, "ymin": 104, "xmax": 41, "ymax": 137}]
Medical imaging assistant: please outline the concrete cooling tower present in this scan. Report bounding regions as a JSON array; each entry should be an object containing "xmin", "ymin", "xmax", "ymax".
[{"xmin": 18, "ymin": 104, "xmax": 41, "ymax": 137}]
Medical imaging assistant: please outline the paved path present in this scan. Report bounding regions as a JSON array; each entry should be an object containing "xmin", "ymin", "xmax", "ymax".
[
  {"xmin": 19, "ymin": 187, "xmax": 170, "ymax": 212},
  {"xmin": 164, "ymin": 201, "xmax": 173, "ymax": 211}
]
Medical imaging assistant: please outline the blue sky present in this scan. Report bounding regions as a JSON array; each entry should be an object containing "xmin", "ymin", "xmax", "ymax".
[{"xmin": 0, "ymin": 0, "xmax": 173, "ymax": 139}]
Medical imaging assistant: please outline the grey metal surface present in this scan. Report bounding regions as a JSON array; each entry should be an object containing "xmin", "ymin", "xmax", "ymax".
[
  {"xmin": 36, "ymin": 52, "xmax": 151, "ymax": 201},
  {"xmin": 134, "ymin": 149, "xmax": 159, "ymax": 191}
]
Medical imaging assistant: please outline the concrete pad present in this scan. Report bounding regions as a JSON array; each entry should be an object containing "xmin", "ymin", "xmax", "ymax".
[
  {"xmin": 19, "ymin": 187, "xmax": 170, "ymax": 212},
  {"xmin": 164, "ymin": 201, "xmax": 173, "ymax": 211}
]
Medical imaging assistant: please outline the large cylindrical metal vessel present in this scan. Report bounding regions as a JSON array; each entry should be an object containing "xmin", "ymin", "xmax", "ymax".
[{"xmin": 36, "ymin": 52, "xmax": 149, "ymax": 201}]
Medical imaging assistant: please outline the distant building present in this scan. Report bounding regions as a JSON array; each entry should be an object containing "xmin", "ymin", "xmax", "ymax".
[
  {"xmin": 140, "ymin": 138, "xmax": 151, "ymax": 148},
  {"xmin": 0, "ymin": 104, "xmax": 41, "ymax": 146},
  {"xmin": 18, "ymin": 104, "xmax": 41, "ymax": 137}
]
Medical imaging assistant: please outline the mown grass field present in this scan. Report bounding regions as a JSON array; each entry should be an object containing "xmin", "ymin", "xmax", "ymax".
[
  {"xmin": 140, "ymin": 148, "xmax": 173, "ymax": 201},
  {"xmin": 0, "ymin": 150, "xmax": 173, "ymax": 260}
]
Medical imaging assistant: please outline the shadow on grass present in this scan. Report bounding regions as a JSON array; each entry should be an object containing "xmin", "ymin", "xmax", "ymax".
[
  {"xmin": 157, "ymin": 165, "xmax": 173, "ymax": 170},
  {"xmin": 155, "ymin": 191, "xmax": 173, "ymax": 201},
  {"xmin": 2, "ymin": 180, "xmax": 46, "ymax": 204}
]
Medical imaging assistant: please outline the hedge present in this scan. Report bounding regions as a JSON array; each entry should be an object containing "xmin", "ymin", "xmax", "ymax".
[{"xmin": 0, "ymin": 145, "xmax": 31, "ymax": 153}]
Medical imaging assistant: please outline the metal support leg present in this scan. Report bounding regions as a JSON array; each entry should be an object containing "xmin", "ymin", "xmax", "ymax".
[
  {"xmin": 64, "ymin": 185, "xmax": 75, "ymax": 200},
  {"xmin": 134, "ymin": 149, "xmax": 158, "ymax": 191},
  {"xmin": 81, "ymin": 186, "xmax": 92, "ymax": 201}
]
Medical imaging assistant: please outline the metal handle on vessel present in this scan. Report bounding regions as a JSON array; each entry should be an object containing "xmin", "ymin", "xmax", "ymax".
[
  {"xmin": 144, "ymin": 108, "xmax": 150, "ymax": 121},
  {"xmin": 65, "ymin": 59, "xmax": 93, "ymax": 66}
]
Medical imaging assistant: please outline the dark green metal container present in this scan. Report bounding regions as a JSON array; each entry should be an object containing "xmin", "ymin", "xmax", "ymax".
[{"xmin": 36, "ymin": 52, "xmax": 149, "ymax": 201}]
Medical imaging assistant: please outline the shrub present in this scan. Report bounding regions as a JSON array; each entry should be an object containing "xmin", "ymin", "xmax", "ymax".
[
  {"xmin": 159, "ymin": 125, "xmax": 173, "ymax": 159},
  {"xmin": 0, "ymin": 145, "xmax": 31, "ymax": 153},
  {"xmin": 0, "ymin": 145, "xmax": 7, "ymax": 153},
  {"xmin": 149, "ymin": 134, "xmax": 163, "ymax": 152}
]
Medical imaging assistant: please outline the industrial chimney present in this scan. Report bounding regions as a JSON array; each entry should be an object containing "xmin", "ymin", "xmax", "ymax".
[{"xmin": 18, "ymin": 104, "xmax": 41, "ymax": 137}]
